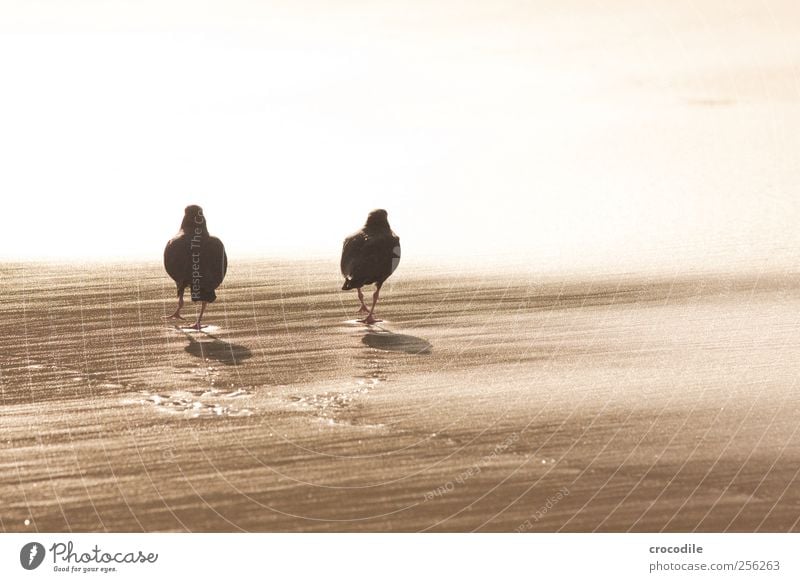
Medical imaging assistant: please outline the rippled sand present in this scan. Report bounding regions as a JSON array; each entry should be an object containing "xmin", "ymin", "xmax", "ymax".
[{"xmin": 1, "ymin": 260, "xmax": 798, "ymax": 532}]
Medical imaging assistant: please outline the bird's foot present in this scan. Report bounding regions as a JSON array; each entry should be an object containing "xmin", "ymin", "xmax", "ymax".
[
  {"xmin": 182, "ymin": 322, "xmax": 207, "ymax": 331},
  {"xmin": 163, "ymin": 313, "xmax": 186, "ymax": 321},
  {"xmin": 360, "ymin": 315, "xmax": 382, "ymax": 325}
]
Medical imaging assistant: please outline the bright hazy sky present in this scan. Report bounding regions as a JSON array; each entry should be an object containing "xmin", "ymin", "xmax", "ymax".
[{"xmin": 1, "ymin": 1, "xmax": 799, "ymax": 272}]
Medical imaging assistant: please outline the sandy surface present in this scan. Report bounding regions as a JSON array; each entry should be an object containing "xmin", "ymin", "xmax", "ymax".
[{"xmin": 1, "ymin": 260, "xmax": 798, "ymax": 532}]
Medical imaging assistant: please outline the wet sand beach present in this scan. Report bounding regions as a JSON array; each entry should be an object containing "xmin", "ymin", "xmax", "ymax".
[{"xmin": 1, "ymin": 260, "xmax": 799, "ymax": 532}]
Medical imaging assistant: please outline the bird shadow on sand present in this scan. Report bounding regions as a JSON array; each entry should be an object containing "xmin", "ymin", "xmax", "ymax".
[
  {"xmin": 184, "ymin": 333, "xmax": 253, "ymax": 366},
  {"xmin": 362, "ymin": 328, "xmax": 432, "ymax": 355}
]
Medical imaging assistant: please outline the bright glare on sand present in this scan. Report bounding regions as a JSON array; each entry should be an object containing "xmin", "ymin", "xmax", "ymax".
[{"xmin": 1, "ymin": 0, "xmax": 799, "ymax": 272}]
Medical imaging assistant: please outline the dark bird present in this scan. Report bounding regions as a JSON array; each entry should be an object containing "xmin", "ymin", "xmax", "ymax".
[
  {"xmin": 164, "ymin": 205, "xmax": 227, "ymax": 330},
  {"xmin": 340, "ymin": 209, "xmax": 401, "ymax": 324}
]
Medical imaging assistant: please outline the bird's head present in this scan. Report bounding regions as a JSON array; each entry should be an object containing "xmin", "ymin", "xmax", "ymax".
[
  {"xmin": 365, "ymin": 209, "xmax": 390, "ymax": 229},
  {"xmin": 181, "ymin": 204, "xmax": 208, "ymax": 234}
]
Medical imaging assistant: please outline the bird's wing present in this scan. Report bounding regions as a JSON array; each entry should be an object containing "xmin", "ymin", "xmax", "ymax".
[
  {"xmin": 202, "ymin": 236, "xmax": 227, "ymax": 289},
  {"xmin": 388, "ymin": 234, "xmax": 401, "ymax": 276},
  {"xmin": 163, "ymin": 234, "xmax": 190, "ymax": 283},
  {"xmin": 348, "ymin": 233, "xmax": 399, "ymax": 284},
  {"xmin": 340, "ymin": 231, "xmax": 367, "ymax": 277}
]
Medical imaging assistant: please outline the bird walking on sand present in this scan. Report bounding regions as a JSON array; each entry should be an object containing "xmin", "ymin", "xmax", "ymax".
[
  {"xmin": 340, "ymin": 209, "xmax": 401, "ymax": 324},
  {"xmin": 164, "ymin": 205, "xmax": 227, "ymax": 330}
]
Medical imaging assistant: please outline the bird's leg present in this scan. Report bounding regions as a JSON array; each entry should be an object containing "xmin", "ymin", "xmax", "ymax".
[
  {"xmin": 165, "ymin": 289, "xmax": 186, "ymax": 320},
  {"xmin": 186, "ymin": 301, "xmax": 207, "ymax": 331},
  {"xmin": 362, "ymin": 284, "xmax": 382, "ymax": 325},
  {"xmin": 357, "ymin": 288, "xmax": 369, "ymax": 315}
]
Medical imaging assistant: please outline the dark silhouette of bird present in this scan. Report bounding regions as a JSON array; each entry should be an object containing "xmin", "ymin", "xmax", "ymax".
[
  {"xmin": 340, "ymin": 209, "xmax": 401, "ymax": 324},
  {"xmin": 164, "ymin": 205, "xmax": 227, "ymax": 330}
]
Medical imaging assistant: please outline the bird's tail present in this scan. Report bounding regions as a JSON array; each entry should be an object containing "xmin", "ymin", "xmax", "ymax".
[
  {"xmin": 191, "ymin": 288, "xmax": 217, "ymax": 303},
  {"xmin": 342, "ymin": 277, "xmax": 354, "ymax": 291}
]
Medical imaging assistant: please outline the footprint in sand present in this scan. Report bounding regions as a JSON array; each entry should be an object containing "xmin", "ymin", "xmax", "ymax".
[{"xmin": 141, "ymin": 388, "xmax": 252, "ymax": 419}]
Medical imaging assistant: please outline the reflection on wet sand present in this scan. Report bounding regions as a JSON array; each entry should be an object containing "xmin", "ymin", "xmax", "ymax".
[{"xmin": 1, "ymin": 260, "xmax": 799, "ymax": 532}]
